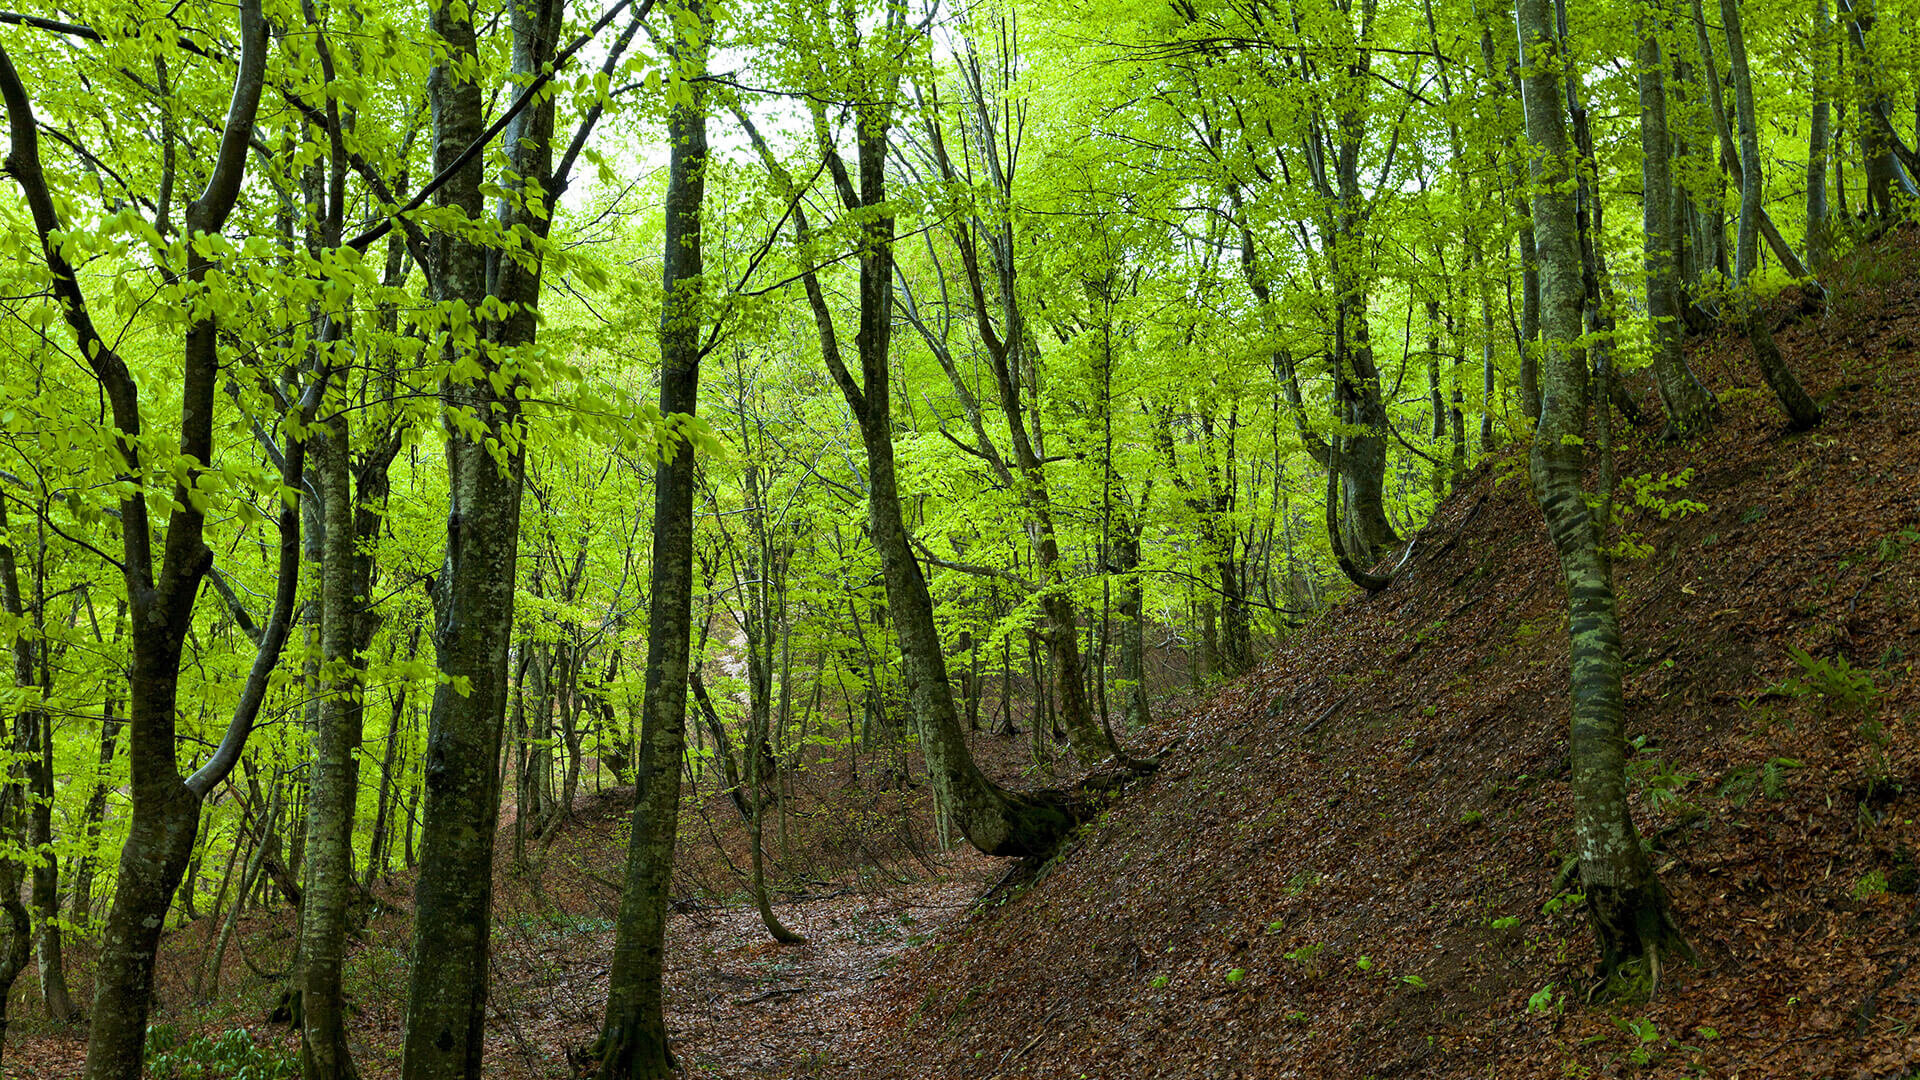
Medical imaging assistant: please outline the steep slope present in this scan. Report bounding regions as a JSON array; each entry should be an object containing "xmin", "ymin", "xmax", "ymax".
[{"xmin": 848, "ymin": 230, "xmax": 1920, "ymax": 1079}]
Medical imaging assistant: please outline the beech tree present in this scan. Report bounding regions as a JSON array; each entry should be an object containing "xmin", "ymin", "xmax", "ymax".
[{"xmin": 1515, "ymin": 0, "xmax": 1688, "ymax": 984}]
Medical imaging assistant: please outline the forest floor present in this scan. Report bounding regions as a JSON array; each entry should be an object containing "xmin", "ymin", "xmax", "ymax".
[{"xmin": 9, "ymin": 226, "xmax": 1920, "ymax": 1079}]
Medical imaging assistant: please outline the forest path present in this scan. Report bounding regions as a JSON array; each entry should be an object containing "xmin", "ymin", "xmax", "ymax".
[{"xmin": 478, "ymin": 850, "xmax": 1002, "ymax": 1079}]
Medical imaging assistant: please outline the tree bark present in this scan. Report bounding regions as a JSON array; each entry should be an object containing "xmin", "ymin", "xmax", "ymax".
[
  {"xmin": 594, "ymin": 6, "xmax": 707, "ymax": 1074},
  {"xmin": 1807, "ymin": 0, "xmax": 1832, "ymax": 270},
  {"xmin": 1516, "ymin": 0, "xmax": 1689, "ymax": 986},
  {"xmin": 398, "ymin": 0, "xmax": 551, "ymax": 1070},
  {"xmin": 1721, "ymin": 0, "xmax": 1823, "ymax": 430},
  {"xmin": 0, "ymin": 6, "xmax": 276, "ymax": 1072},
  {"xmin": 300, "ymin": 413, "xmax": 363, "ymax": 1080},
  {"xmin": 1637, "ymin": 13, "xmax": 1717, "ymax": 437},
  {"xmin": 735, "ymin": 33, "xmax": 1084, "ymax": 858}
]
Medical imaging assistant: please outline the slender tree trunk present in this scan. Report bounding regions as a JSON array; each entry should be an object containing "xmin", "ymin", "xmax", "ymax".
[
  {"xmin": 300, "ymin": 414, "xmax": 363, "ymax": 1080},
  {"xmin": 1112, "ymin": 530, "xmax": 1151, "ymax": 732},
  {"xmin": 1808, "ymin": 0, "xmax": 1832, "ymax": 269},
  {"xmin": 1517, "ymin": 0, "xmax": 1688, "ymax": 984},
  {"xmin": 209, "ymin": 782, "xmax": 279, "ymax": 1001},
  {"xmin": 1722, "ymin": 0, "xmax": 1823, "ymax": 429},
  {"xmin": 366, "ymin": 627, "xmax": 419, "ymax": 886},
  {"xmin": 1638, "ymin": 13, "xmax": 1717, "ymax": 437},
  {"xmin": 0, "ymin": 828, "xmax": 30, "ymax": 1067},
  {"xmin": 28, "ymin": 674, "xmax": 73, "ymax": 1021},
  {"xmin": 0, "ymin": 503, "xmax": 64, "ymax": 1039},
  {"xmin": 67, "ymin": 697, "xmax": 122, "ymax": 927},
  {"xmin": 194, "ymin": 816, "xmax": 248, "ymax": 1001},
  {"xmin": 1426, "ymin": 298, "xmax": 1447, "ymax": 496},
  {"xmin": 594, "ymin": 8, "xmax": 707, "ymax": 1074},
  {"xmin": 735, "ymin": 34, "xmax": 1085, "ymax": 856},
  {"xmin": 743, "ymin": 638, "xmax": 801, "ymax": 944}
]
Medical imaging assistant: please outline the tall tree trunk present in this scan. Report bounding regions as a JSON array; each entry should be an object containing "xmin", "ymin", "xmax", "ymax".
[
  {"xmin": 28, "ymin": 647, "xmax": 73, "ymax": 1021},
  {"xmin": 1637, "ymin": 12, "xmax": 1717, "ymax": 437},
  {"xmin": 1689, "ymin": 0, "xmax": 1812, "ymax": 279},
  {"xmin": 0, "ymin": 495, "xmax": 63, "ymax": 1041},
  {"xmin": 1807, "ymin": 0, "xmax": 1833, "ymax": 269},
  {"xmin": 1721, "ymin": 0, "xmax": 1823, "ymax": 430},
  {"xmin": 1517, "ymin": 0, "xmax": 1688, "ymax": 985},
  {"xmin": 1426, "ymin": 298, "xmax": 1448, "ymax": 496},
  {"xmin": 594, "ymin": 7, "xmax": 707, "ymax": 1074},
  {"xmin": 1484, "ymin": 23, "xmax": 1542, "ymax": 420},
  {"xmin": 300, "ymin": 415, "xmax": 363, "ymax": 1080},
  {"xmin": 1, "ymin": 7, "xmax": 282, "ymax": 1072},
  {"xmin": 0, "ymin": 796, "xmax": 30, "ymax": 1067},
  {"xmin": 399, "ymin": 0, "xmax": 552, "ymax": 1069},
  {"xmin": 735, "ymin": 27, "xmax": 1084, "ymax": 858},
  {"xmin": 366, "ymin": 626, "xmax": 420, "ymax": 885}
]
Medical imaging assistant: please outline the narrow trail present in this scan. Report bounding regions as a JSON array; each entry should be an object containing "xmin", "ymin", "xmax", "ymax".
[{"xmin": 471, "ymin": 849, "xmax": 1002, "ymax": 1079}]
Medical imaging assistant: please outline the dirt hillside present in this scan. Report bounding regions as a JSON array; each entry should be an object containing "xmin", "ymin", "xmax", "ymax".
[{"xmin": 839, "ymin": 230, "xmax": 1920, "ymax": 1079}]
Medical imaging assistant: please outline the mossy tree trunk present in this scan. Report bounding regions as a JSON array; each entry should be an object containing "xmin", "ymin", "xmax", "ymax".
[{"xmin": 1516, "ymin": 0, "xmax": 1689, "ymax": 986}]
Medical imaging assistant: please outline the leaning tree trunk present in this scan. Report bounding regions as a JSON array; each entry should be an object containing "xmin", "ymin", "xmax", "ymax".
[
  {"xmin": 1721, "ymin": 0, "xmax": 1823, "ymax": 430},
  {"xmin": 1637, "ymin": 12, "xmax": 1717, "ymax": 437},
  {"xmin": 594, "ymin": 7, "xmax": 706, "ymax": 1075},
  {"xmin": 1516, "ymin": 0, "xmax": 1689, "ymax": 986}
]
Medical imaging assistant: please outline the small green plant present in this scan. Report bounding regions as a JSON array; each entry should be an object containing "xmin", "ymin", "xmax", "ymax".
[
  {"xmin": 1607, "ymin": 470, "xmax": 1708, "ymax": 559},
  {"xmin": 1264, "ymin": 918, "xmax": 1286, "ymax": 934},
  {"xmin": 1399, "ymin": 974, "xmax": 1428, "ymax": 990},
  {"xmin": 1355, "ymin": 955, "xmax": 1373, "ymax": 972},
  {"xmin": 1717, "ymin": 756, "xmax": 1803, "ymax": 805},
  {"xmin": 1282, "ymin": 869, "xmax": 1322, "ymax": 897},
  {"xmin": 1543, "ymin": 890, "xmax": 1585, "ymax": 918},
  {"xmin": 1526, "ymin": 982, "xmax": 1561, "ymax": 1014},
  {"xmin": 1459, "ymin": 809, "xmax": 1484, "ymax": 825},
  {"xmin": 1614, "ymin": 1016, "xmax": 1662, "ymax": 1067},
  {"xmin": 1225, "ymin": 967, "xmax": 1247, "ymax": 984},
  {"xmin": 1780, "ymin": 646, "xmax": 1880, "ymax": 715},
  {"xmin": 146, "ymin": 1027, "xmax": 297, "ymax": 1080},
  {"xmin": 1854, "ymin": 869, "xmax": 1890, "ymax": 901},
  {"xmin": 1285, "ymin": 942, "xmax": 1327, "ymax": 978},
  {"xmin": 1875, "ymin": 526, "xmax": 1920, "ymax": 562},
  {"xmin": 1626, "ymin": 737, "xmax": 1697, "ymax": 815},
  {"xmin": 1149, "ymin": 974, "xmax": 1170, "ymax": 989},
  {"xmin": 1489, "ymin": 916, "xmax": 1519, "ymax": 931}
]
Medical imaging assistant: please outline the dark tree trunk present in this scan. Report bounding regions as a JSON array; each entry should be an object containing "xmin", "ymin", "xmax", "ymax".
[
  {"xmin": 399, "ymin": 0, "xmax": 554, "ymax": 1070},
  {"xmin": 0, "ymin": 7, "xmax": 276, "ymax": 1074},
  {"xmin": 594, "ymin": 7, "xmax": 707, "ymax": 1075}
]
